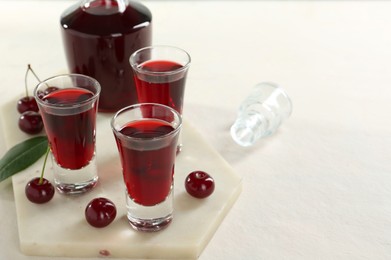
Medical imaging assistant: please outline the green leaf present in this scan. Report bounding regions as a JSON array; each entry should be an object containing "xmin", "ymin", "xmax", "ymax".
[{"xmin": 0, "ymin": 136, "xmax": 48, "ymax": 182}]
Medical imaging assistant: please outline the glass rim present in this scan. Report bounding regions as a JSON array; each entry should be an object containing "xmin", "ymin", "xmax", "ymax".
[
  {"xmin": 33, "ymin": 73, "xmax": 101, "ymax": 109},
  {"xmin": 111, "ymin": 103, "xmax": 182, "ymax": 142},
  {"xmin": 129, "ymin": 45, "xmax": 191, "ymax": 76}
]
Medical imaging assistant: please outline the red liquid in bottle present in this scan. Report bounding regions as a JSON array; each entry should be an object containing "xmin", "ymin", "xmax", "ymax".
[
  {"xmin": 134, "ymin": 60, "xmax": 187, "ymax": 114},
  {"xmin": 60, "ymin": 0, "xmax": 152, "ymax": 112},
  {"xmin": 41, "ymin": 88, "xmax": 97, "ymax": 169},
  {"xmin": 115, "ymin": 119, "xmax": 177, "ymax": 206}
]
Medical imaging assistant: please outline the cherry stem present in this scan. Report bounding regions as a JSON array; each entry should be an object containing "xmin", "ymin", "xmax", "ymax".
[
  {"xmin": 28, "ymin": 64, "xmax": 51, "ymax": 89},
  {"xmin": 39, "ymin": 145, "xmax": 50, "ymax": 185},
  {"xmin": 24, "ymin": 65, "xmax": 30, "ymax": 97},
  {"xmin": 28, "ymin": 64, "xmax": 42, "ymax": 82},
  {"xmin": 25, "ymin": 64, "xmax": 44, "ymax": 97}
]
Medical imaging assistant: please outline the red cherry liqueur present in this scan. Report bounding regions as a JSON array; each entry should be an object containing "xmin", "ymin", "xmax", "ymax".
[{"xmin": 60, "ymin": 0, "xmax": 152, "ymax": 112}]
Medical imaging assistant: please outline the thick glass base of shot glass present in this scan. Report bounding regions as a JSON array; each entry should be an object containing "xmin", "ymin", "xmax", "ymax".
[
  {"xmin": 176, "ymin": 131, "xmax": 183, "ymax": 154},
  {"xmin": 52, "ymin": 155, "xmax": 98, "ymax": 195},
  {"xmin": 126, "ymin": 188, "xmax": 173, "ymax": 232},
  {"xmin": 176, "ymin": 143, "xmax": 183, "ymax": 154}
]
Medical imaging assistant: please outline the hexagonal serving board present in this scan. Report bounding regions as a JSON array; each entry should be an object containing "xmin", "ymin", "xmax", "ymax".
[{"xmin": 1, "ymin": 98, "xmax": 242, "ymax": 259}]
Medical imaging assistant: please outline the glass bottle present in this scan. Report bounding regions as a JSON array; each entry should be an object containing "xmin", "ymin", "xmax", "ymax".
[
  {"xmin": 60, "ymin": 0, "xmax": 152, "ymax": 112},
  {"xmin": 230, "ymin": 82, "xmax": 293, "ymax": 147}
]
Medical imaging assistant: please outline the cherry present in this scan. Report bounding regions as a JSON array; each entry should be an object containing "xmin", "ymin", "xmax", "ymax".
[
  {"xmin": 17, "ymin": 64, "xmax": 40, "ymax": 114},
  {"xmin": 25, "ymin": 147, "xmax": 54, "ymax": 204},
  {"xmin": 36, "ymin": 86, "xmax": 60, "ymax": 101},
  {"xmin": 43, "ymin": 86, "xmax": 60, "ymax": 96},
  {"xmin": 17, "ymin": 96, "xmax": 39, "ymax": 114},
  {"xmin": 85, "ymin": 198, "xmax": 117, "ymax": 228},
  {"xmin": 185, "ymin": 171, "xmax": 215, "ymax": 199},
  {"xmin": 25, "ymin": 177, "xmax": 55, "ymax": 204},
  {"xmin": 18, "ymin": 111, "xmax": 43, "ymax": 135}
]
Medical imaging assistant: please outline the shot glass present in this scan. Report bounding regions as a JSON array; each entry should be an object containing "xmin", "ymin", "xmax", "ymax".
[
  {"xmin": 129, "ymin": 45, "xmax": 190, "ymax": 152},
  {"xmin": 34, "ymin": 74, "xmax": 100, "ymax": 194},
  {"xmin": 111, "ymin": 103, "xmax": 182, "ymax": 232}
]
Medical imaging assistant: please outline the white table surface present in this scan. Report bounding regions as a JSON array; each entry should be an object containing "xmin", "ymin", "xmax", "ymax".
[{"xmin": 1, "ymin": 1, "xmax": 391, "ymax": 259}]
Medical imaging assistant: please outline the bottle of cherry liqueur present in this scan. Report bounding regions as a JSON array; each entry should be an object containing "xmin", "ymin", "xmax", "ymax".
[{"xmin": 60, "ymin": 0, "xmax": 152, "ymax": 112}]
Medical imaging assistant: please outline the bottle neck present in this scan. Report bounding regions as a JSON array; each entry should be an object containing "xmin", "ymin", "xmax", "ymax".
[{"xmin": 80, "ymin": 0, "xmax": 130, "ymax": 14}]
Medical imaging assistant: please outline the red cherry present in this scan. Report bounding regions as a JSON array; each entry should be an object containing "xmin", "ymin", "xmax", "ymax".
[
  {"xmin": 36, "ymin": 86, "xmax": 60, "ymax": 100},
  {"xmin": 18, "ymin": 111, "xmax": 43, "ymax": 135},
  {"xmin": 17, "ymin": 96, "xmax": 39, "ymax": 114},
  {"xmin": 18, "ymin": 64, "xmax": 41, "ymax": 113},
  {"xmin": 43, "ymin": 86, "xmax": 60, "ymax": 96},
  {"xmin": 25, "ymin": 177, "xmax": 55, "ymax": 204},
  {"xmin": 85, "ymin": 198, "xmax": 117, "ymax": 228},
  {"xmin": 185, "ymin": 171, "xmax": 215, "ymax": 199},
  {"xmin": 36, "ymin": 90, "xmax": 44, "ymax": 100}
]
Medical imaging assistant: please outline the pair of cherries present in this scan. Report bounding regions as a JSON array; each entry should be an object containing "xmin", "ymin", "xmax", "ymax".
[
  {"xmin": 24, "ymin": 158, "xmax": 115, "ymax": 227},
  {"xmin": 17, "ymin": 65, "xmax": 43, "ymax": 135},
  {"xmin": 25, "ymin": 181, "xmax": 117, "ymax": 228}
]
